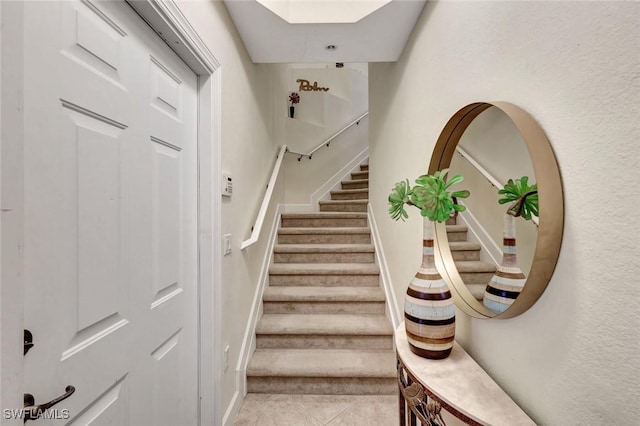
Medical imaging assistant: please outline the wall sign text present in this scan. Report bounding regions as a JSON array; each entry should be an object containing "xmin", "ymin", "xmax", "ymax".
[{"xmin": 297, "ymin": 79, "xmax": 330, "ymax": 92}]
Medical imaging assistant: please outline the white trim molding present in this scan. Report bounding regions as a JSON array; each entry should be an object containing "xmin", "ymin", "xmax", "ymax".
[
  {"xmin": 230, "ymin": 204, "xmax": 282, "ymax": 424},
  {"xmin": 237, "ymin": 205, "xmax": 281, "ymax": 378},
  {"xmin": 126, "ymin": 1, "xmax": 222, "ymax": 425},
  {"xmin": 127, "ymin": 0, "xmax": 220, "ymax": 74},
  {"xmin": 280, "ymin": 146, "xmax": 370, "ymax": 214},
  {"xmin": 1, "ymin": 0, "xmax": 26, "ymax": 419},
  {"xmin": 456, "ymin": 203, "xmax": 501, "ymax": 267},
  {"xmin": 368, "ymin": 205, "xmax": 401, "ymax": 330},
  {"xmin": 310, "ymin": 146, "xmax": 369, "ymax": 207}
]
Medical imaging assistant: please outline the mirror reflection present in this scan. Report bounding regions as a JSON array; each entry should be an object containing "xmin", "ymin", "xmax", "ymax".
[
  {"xmin": 447, "ymin": 107, "xmax": 538, "ymax": 314},
  {"xmin": 430, "ymin": 102, "xmax": 563, "ymax": 319}
]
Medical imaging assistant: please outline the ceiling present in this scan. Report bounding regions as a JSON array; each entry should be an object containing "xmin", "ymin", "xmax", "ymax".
[{"xmin": 223, "ymin": 0, "xmax": 427, "ymax": 63}]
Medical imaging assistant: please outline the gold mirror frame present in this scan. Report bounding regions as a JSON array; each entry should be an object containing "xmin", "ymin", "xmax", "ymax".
[{"xmin": 429, "ymin": 102, "xmax": 564, "ymax": 319}]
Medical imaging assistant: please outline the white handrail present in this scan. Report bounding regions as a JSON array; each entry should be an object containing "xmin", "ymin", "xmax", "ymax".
[
  {"xmin": 455, "ymin": 146, "xmax": 503, "ymax": 190},
  {"xmin": 241, "ymin": 145, "xmax": 288, "ymax": 250},
  {"xmin": 455, "ymin": 146, "xmax": 539, "ymax": 227},
  {"xmin": 287, "ymin": 111, "xmax": 369, "ymax": 160}
]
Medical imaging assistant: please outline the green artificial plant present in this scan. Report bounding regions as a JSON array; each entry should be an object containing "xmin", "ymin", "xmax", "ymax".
[
  {"xmin": 388, "ymin": 169, "xmax": 470, "ymax": 223},
  {"xmin": 498, "ymin": 176, "xmax": 539, "ymax": 220}
]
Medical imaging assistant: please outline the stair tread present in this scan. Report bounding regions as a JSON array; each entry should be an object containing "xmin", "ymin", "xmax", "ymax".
[
  {"xmin": 278, "ymin": 227, "xmax": 371, "ymax": 235},
  {"xmin": 320, "ymin": 200, "xmax": 369, "ymax": 205},
  {"xmin": 454, "ymin": 260, "xmax": 497, "ymax": 272},
  {"xmin": 274, "ymin": 244, "xmax": 374, "ymax": 253},
  {"xmin": 344, "ymin": 179, "xmax": 369, "ymax": 183},
  {"xmin": 270, "ymin": 263, "xmax": 380, "ymax": 275},
  {"xmin": 282, "ymin": 212, "xmax": 367, "ymax": 219},
  {"xmin": 264, "ymin": 286, "xmax": 385, "ymax": 302},
  {"xmin": 331, "ymin": 188, "xmax": 369, "ymax": 194},
  {"xmin": 446, "ymin": 224, "xmax": 469, "ymax": 232},
  {"xmin": 247, "ymin": 348, "xmax": 396, "ymax": 378},
  {"xmin": 257, "ymin": 314, "xmax": 393, "ymax": 335},
  {"xmin": 449, "ymin": 241, "xmax": 482, "ymax": 251}
]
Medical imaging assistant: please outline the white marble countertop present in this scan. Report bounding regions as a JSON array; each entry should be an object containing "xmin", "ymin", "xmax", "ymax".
[{"xmin": 395, "ymin": 323, "xmax": 536, "ymax": 426}]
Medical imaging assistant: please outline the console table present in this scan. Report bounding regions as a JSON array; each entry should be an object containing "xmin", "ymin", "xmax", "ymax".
[{"xmin": 396, "ymin": 324, "xmax": 536, "ymax": 425}]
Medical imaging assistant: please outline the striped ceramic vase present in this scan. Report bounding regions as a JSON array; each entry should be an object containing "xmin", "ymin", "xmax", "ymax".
[
  {"xmin": 483, "ymin": 214, "xmax": 527, "ymax": 314},
  {"xmin": 404, "ymin": 218, "xmax": 455, "ymax": 360}
]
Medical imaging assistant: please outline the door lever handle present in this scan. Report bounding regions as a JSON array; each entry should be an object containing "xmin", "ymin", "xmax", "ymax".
[
  {"xmin": 23, "ymin": 385, "xmax": 75, "ymax": 422},
  {"xmin": 24, "ymin": 330, "xmax": 34, "ymax": 356}
]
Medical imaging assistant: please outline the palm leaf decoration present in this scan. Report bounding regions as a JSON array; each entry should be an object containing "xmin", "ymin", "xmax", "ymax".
[
  {"xmin": 388, "ymin": 169, "xmax": 470, "ymax": 223},
  {"xmin": 498, "ymin": 176, "xmax": 539, "ymax": 221}
]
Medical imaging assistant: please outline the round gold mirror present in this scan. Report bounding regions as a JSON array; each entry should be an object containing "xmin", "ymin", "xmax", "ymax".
[{"xmin": 429, "ymin": 102, "xmax": 564, "ymax": 319}]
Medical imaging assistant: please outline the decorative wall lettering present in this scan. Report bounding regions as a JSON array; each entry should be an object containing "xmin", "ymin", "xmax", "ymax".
[{"xmin": 297, "ymin": 79, "xmax": 330, "ymax": 92}]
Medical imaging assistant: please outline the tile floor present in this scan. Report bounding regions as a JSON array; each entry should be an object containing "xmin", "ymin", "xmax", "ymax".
[{"xmin": 233, "ymin": 394, "xmax": 398, "ymax": 425}]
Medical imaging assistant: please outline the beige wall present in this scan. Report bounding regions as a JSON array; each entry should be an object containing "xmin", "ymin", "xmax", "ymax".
[
  {"xmin": 176, "ymin": 1, "xmax": 281, "ymax": 419},
  {"xmin": 369, "ymin": 1, "xmax": 639, "ymax": 424},
  {"xmin": 269, "ymin": 63, "xmax": 370, "ymax": 206},
  {"xmin": 172, "ymin": 4, "xmax": 371, "ymax": 420}
]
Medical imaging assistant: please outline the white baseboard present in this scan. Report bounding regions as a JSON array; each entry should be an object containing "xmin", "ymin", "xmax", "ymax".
[
  {"xmin": 310, "ymin": 146, "xmax": 369, "ymax": 207},
  {"xmin": 230, "ymin": 147, "xmax": 371, "ymax": 419},
  {"xmin": 279, "ymin": 147, "xmax": 369, "ymax": 214},
  {"xmin": 457, "ymin": 203, "xmax": 501, "ymax": 266},
  {"xmin": 235, "ymin": 204, "xmax": 281, "ymax": 392},
  {"xmin": 368, "ymin": 205, "xmax": 401, "ymax": 330},
  {"xmin": 221, "ymin": 377, "xmax": 242, "ymax": 426}
]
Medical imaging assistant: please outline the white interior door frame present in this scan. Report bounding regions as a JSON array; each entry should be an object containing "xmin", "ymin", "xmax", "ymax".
[
  {"xmin": 1, "ymin": 2, "xmax": 27, "ymax": 424},
  {"xmin": 0, "ymin": 1, "xmax": 223, "ymax": 425}
]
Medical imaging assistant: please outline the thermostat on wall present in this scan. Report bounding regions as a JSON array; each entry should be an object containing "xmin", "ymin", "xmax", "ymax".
[{"xmin": 222, "ymin": 172, "xmax": 232, "ymax": 197}]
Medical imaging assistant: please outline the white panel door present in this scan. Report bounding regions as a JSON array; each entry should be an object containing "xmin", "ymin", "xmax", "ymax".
[{"xmin": 21, "ymin": 1, "xmax": 198, "ymax": 424}]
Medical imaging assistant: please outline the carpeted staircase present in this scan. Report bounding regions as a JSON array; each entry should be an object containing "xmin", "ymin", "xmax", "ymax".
[
  {"xmin": 447, "ymin": 217, "xmax": 497, "ymax": 300},
  {"xmin": 246, "ymin": 163, "xmax": 397, "ymax": 395}
]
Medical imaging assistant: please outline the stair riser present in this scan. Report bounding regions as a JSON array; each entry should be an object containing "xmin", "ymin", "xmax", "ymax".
[
  {"xmin": 331, "ymin": 192, "xmax": 369, "ymax": 201},
  {"xmin": 274, "ymin": 252, "xmax": 374, "ymax": 264},
  {"xmin": 246, "ymin": 377, "xmax": 396, "ymax": 395},
  {"xmin": 281, "ymin": 218, "xmax": 368, "ymax": 228},
  {"xmin": 320, "ymin": 203, "xmax": 368, "ymax": 213},
  {"xmin": 360, "ymin": 164, "xmax": 369, "ymax": 171},
  {"xmin": 263, "ymin": 301, "xmax": 385, "ymax": 315},
  {"xmin": 452, "ymin": 251, "xmax": 481, "ymax": 261},
  {"xmin": 256, "ymin": 335, "xmax": 392, "ymax": 350},
  {"xmin": 278, "ymin": 234, "xmax": 371, "ymax": 244},
  {"xmin": 447, "ymin": 231, "xmax": 468, "ymax": 242},
  {"xmin": 269, "ymin": 274, "xmax": 380, "ymax": 287},
  {"xmin": 351, "ymin": 172, "xmax": 369, "ymax": 180},
  {"xmin": 460, "ymin": 272, "xmax": 495, "ymax": 284},
  {"xmin": 342, "ymin": 181, "xmax": 368, "ymax": 190}
]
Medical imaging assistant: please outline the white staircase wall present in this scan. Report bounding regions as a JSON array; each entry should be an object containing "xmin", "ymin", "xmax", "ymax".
[
  {"xmin": 269, "ymin": 63, "xmax": 370, "ymax": 207},
  {"xmin": 449, "ymin": 107, "xmax": 537, "ymax": 276},
  {"xmin": 282, "ymin": 116, "xmax": 369, "ymax": 208},
  {"xmin": 284, "ymin": 64, "xmax": 368, "ymax": 152}
]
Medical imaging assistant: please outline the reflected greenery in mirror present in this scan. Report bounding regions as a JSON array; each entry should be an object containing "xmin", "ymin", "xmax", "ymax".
[
  {"xmin": 428, "ymin": 102, "xmax": 564, "ymax": 319},
  {"xmin": 499, "ymin": 176, "xmax": 538, "ymax": 221}
]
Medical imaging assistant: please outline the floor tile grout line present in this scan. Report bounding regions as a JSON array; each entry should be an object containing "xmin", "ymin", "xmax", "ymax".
[{"xmin": 321, "ymin": 401, "xmax": 352, "ymax": 425}]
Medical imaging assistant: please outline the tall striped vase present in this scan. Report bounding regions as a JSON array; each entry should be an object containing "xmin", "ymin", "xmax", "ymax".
[
  {"xmin": 404, "ymin": 218, "xmax": 455, "ymax": 360},
  {"xmin": 483, "ymin": 214, "xmax": 527, "ymax": 314}
]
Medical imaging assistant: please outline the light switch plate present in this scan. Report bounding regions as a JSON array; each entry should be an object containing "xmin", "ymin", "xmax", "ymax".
[
  {"xmin": 223, "ymin": 234, "xmax": 232, "ymax": 255},
  {"xmin": 222, "ymin": 171, "xmax": 232, "ymax": 197},
  {"xmin": 224, "ymin": 345, "xmax": 230, "ymax": 372}
]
